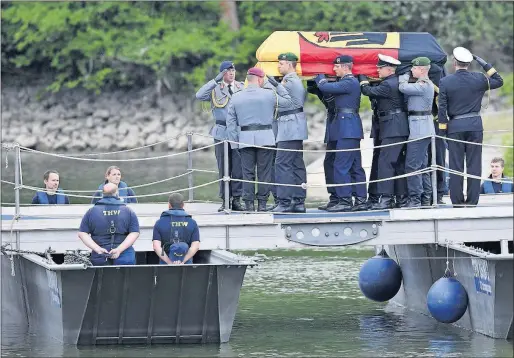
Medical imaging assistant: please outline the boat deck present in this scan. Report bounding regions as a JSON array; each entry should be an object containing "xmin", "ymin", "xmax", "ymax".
[{"xmin": 1, "ymin": 194, "xmax": 512, "ymax": 253}]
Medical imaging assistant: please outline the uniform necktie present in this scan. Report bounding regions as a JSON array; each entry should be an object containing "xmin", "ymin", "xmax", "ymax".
[{"xmin": 228, "ymin": 84, "xmax": 233, "ymax": 95}]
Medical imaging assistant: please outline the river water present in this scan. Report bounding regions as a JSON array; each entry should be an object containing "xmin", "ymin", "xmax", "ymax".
[
  {"xmin": 1, "ymin": 151, "xmax": 513, "ymax": 356},
  {"xmin": 1, "ymin": 249, "xmax": 513, "ymax": 357}
]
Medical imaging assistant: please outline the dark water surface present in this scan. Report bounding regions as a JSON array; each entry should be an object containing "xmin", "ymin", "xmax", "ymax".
[{"xmin": 2, "ymin": 250, "xmax": 513, "ymax": 357}]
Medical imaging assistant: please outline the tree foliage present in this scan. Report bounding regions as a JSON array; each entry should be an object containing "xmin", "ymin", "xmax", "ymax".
[{"xmin": 1, "ymin": 1, "xmax": 513, "ymax": 95}]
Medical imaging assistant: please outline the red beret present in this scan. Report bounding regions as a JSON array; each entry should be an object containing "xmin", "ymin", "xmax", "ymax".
[{"xmin": 247, "ymin": 67, "xmax": 265, "ymax": 78}]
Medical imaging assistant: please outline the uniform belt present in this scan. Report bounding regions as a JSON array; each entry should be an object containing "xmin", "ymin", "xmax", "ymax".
[
  {"xmin": 450, "ymin": 112, "xmax": 481, "ymax": 120},
  {"xmin": 216, "ymin": 120, "xmax": 226, "ymax": 126},
  {"xmin": 378, "ymin": 109, "xmax": 405, "ymax": 117},
  {"xmin": 277, "ymin": 107, "xmax": 303, "ymax": 117},
  {"xmin": 408, "ymin": 110, "xmax": 432, "ymax": 116},
  {"xmin": 240, "ymin": 124, "xmax": 272, "ymax": 131},
  {"xmin": 336, "ymin": 108, "xmax": 358, "ymax": 114}
]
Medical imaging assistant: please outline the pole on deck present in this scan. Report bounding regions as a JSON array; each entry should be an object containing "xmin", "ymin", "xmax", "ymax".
[
  {"xmin": 431, "ymin": 134, "xmax": 438, "ymax": 207},
  {"xmin": 223, "ymin": 140, "xmax": 230, "ymax": 211},
  {"xmin": 187, "ymin": 133, "xmax": 193, "ymax": 202},
  {"xmin": 14, "ymin": 144, "xmax": 21, "ymax": 249}
]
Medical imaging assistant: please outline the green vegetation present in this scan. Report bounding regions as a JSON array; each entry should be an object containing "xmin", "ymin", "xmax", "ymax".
[
  {"xmin": 504, "ymin": 134, "xmax": 513, "ymax": 177},
  {"xmin": 2, "ymin": 1, "xmax": 513, "ymax": 97}
]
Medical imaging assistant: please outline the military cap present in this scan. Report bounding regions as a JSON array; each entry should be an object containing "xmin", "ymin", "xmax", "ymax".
[
  {"xmin": 247, "ymin": 67, "xmax": 265, "ymax": 78},
  {"xmin": 333, "ymin": 55, "xmax": 353, "ymax": 64},
  {"xmin": 411, "ymin": 57, "xmax": 431, "ymax": 66},
  {"xmin": 219, "ymin": 60, "xmax": 235, "ymax": 72},
  {"xmin": 278, "ymin": 52, "xmax": 299, "ymax": 62},
  {"xmin": 377, "ymin": 54, "xmax": 401, "ymax": 67},
  {"xmin": 453, "ymin": 47, "xmax": 473, "ymax": 63}
]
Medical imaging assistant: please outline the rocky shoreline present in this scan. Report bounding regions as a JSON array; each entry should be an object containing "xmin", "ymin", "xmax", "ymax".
[
  {"xmin": 1, "ymin": 75, "xmax": 370, "ymax": 152},
  {"xmin": 2, "ymin": 74, "xmax": 507, "ymax": 153}
]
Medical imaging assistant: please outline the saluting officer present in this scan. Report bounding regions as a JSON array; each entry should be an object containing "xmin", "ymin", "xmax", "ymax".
[
  {"xmin": 78, "ymin": 183, "xmax": 140, "ymax": 266},
  {"xmin": 226, "ymin": 67, "xmax": 294, "ymax": 212},
  {"xmin": 398, "ymin": 57, "xmax": 435, "ymax": 207},
  {"xmin": 196, "ymin": 61, "xmax": 245, "ymax": 212},
  {"xmin": 314, "ymin": 55, "xmax": 367, "ymax": 212},
  {"xmin": 306, "ymin": 79, "xmax": 338, "ymax": 210},
  {"xmin": 359, "ymin": 54, "xmax": 409, "ymax": 210},
  {"xmin": 271, "ymin": 52, "xmax": 308, "ymax": 213},
  {"xmin": 438, "ymin": 47, "xmax": 504, "ymax": 207}
]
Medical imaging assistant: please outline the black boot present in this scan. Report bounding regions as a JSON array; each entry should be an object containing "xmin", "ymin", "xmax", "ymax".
[
  {"xmin": 257, "ymin": 200, "xmax": 267, "ymax": 212},
  {"xmin": 371, "ymin": 195, "xmax": 394, "ymax": 210},
  {"xmin": 318, "ymin": 197, "xmax": 339, "ymax": 211},
  {"xmin": 231, "ymin": 197, "xmax": 244, "ymax": 211},
  {"xmin": 396, "ymin": 195, "xmax": 410, "ymax": 208},
  {"xmin": 421, "ymin": 195, "xmax": 432, "ymax": 207},
  {"xmin": 218, "ymin": 200, "xmax": 229, "ymax": 212},
  {"xmin": 272, "ymin": 201, "xmax": 293, "ymax": 213},
  {"xmin": 351, "ymin": 197, "xmax": 368, "ymax": 211},
  {"xmin": 406, "ymin": 195, "xmax": 421, "ymax": 208},
  {"xmin": 327, "ymin": 197, "xmax": 353, "ymax": 212},
  {"xmin": 365, "ymin": 194, "xmax": 379, "ymax": 210},
  {"xmin": 291, "ymin": 200, "xmax": 306, "ymax": 213},
  {"xmin": 244, "ymin": 200, "xmax": 255, "ymax": 212}
]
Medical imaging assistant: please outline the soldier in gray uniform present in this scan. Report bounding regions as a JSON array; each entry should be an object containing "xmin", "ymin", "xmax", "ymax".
[
  {"xmin": 271, "ymin": 52, "xmax": 308, "ymax": 213},
  {"xmin": 398, "ymin": 57, "xmax": 435, "ymax": 207},
  {"xmin": 196, "ymin": 61, "xmax": 245, "ymax": 212},
  {"xmin": 226, "ymin": 67, "xmax": 294, "ymax": 212}
]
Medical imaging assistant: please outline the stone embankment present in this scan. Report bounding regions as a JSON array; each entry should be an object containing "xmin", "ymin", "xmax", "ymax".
[{"xmin": 1, "ymin": 78, "xmax": 367, "ymax": 152}]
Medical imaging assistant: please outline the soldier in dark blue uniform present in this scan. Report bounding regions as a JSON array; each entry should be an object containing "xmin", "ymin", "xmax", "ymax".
[
  {"xmin": 78, "ymin": 183, "xmax": 140, "ymax": 266},
  {"xmin": 438, "ymin": 47, "xmax": 504, "ymax": 207},
  {"xmin": 314, "ymin": 55, "xmax": 367, "ymax": 212},
  {"xmin": 152, "ymin": 193, "xmax": 200, "ymax": 265},
  {"xmin": 359, "ymin": 54, "xmax": 410, "ymax": 210},
  {"xmin": 306, "ymin": 80, "xmax": 338, "ymax": 210}
]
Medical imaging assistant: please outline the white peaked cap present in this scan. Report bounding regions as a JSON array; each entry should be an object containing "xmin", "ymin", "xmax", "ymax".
[
  {"xmin": 453, "ymin": 47, "xmax": 473, "ymax": 63},
  {"xmin": 377, "ymin": 53, "xmax": 401, "ymax": 67}
]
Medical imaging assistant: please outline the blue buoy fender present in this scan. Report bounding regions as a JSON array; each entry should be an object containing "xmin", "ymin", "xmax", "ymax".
[
  {"xmin": 427, "ymin": 276, "xmax": 468, "ymax": 324},
  {"xmin": 358, "ymin": 249, "xmax": 403, "ymax": 302}
]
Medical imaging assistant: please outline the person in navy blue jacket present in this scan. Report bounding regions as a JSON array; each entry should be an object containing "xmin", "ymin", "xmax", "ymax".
[
  {"xmin": 31, "ymin": 170, "xmax": 70, "ymax": 205},
  {"xmin": 91, "ymin": 166, "xmax": 137, "ymax": 204},
  {"xmin": 480, "ymin": 157, "xmax": 513, "ymax": 194},
  {"xmin": 78, "ymin": 183, "xmax": 140, "ymax": 266},
  {"xmin": 313, "ymin": 55, "xmax": 367, "ymax": 212},
  {"xmin": 152, "ymin": 193, "xmax": 200, "ymax": 265}
]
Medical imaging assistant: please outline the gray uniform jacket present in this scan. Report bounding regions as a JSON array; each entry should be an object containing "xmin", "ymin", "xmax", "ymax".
[
  {"xmin": 398, "ymin": 73, "xmax": 435, "ymax": 140},
  {"xmin": 195, "ymin": 79, "xmax": 244, "ymax": 140},
  {"xmin": 275, "ymin": 72, "xmax": 308, "ymax": 142},
  {"xmin": 226, "ymin": 83, "xmax": 294, "ymax": 149}
]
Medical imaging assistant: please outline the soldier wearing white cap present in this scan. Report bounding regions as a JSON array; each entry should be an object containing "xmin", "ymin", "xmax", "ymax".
[
  {"xmin": 358, "ymin": 54, "xmax": 410, "ymax": 210},
  {"xmin": 438, "ymin": 47, "xmax": 504, "ymax": 207}
]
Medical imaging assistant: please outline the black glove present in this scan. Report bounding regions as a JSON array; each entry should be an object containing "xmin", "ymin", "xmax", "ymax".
[
  {"xmin": 357, "ymin": 74, "xmax": 368, "ymax": 83},
  {"xmin": 472, "ymin": 54, "xmax": 487, "ymax": 67},
  {"xmin": 214, "ymin": 69, "xmax": 227, "ymax": 83},
  {"xmin": 266, "ymin": 75, "xmax": 279, "ymax": 87}
]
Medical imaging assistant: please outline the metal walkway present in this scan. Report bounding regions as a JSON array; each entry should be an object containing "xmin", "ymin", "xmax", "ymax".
[{"xmin": 2, "ymin": 195, "xmax": 512, "ymax": 254}]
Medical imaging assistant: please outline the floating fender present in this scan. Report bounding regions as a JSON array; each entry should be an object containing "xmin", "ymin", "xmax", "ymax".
[
  {"xmin": 427, "ymin": 275, "xmax": 468, "ymax": 323},
  {"xmin": 358, "ymin": 249, "xmax": 402, "ymax": 302}
]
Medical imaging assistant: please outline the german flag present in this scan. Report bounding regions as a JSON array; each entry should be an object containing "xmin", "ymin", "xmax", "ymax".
[{"xmin": 255, "ymin": 31, "xmax": 447, "ymax": 80}]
